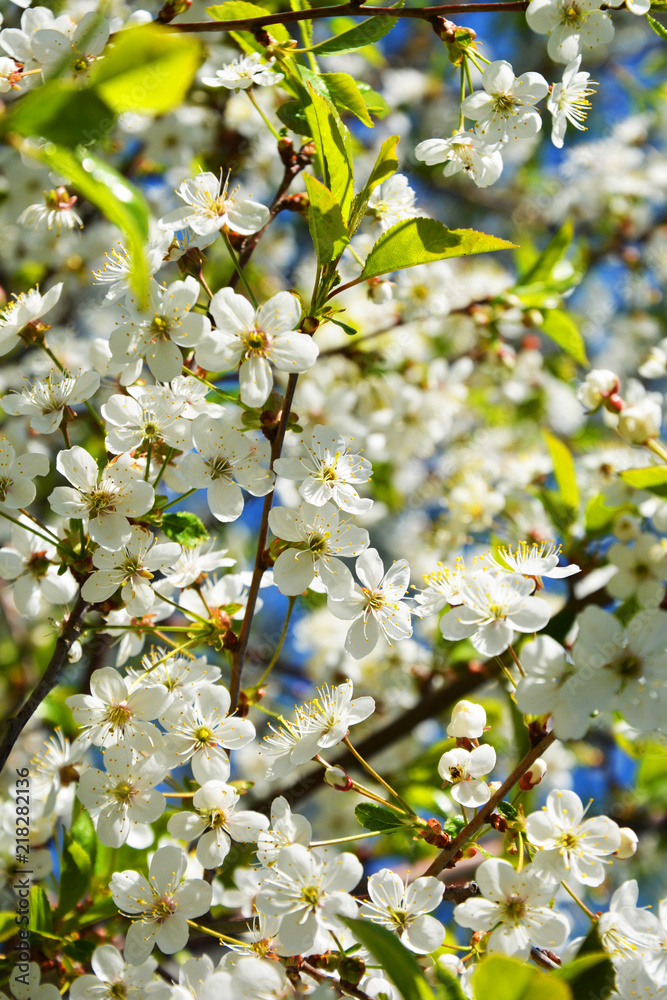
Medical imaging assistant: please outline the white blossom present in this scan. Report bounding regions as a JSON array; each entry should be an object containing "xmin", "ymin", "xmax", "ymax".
[
  {"xmin": 69, "ymin": 945, "xmax": 168, "ymax": 1000},
  {"xmin": 526, "ymin": 0, "xmax": 615, "ymax": 63},
  {"xmin": 525, "ymin": 789, "xmax": 621, "ymax": 886},
  {"xmin": 415, "ymin": 131, "xmax": 504, "ymax": 188},
  {"xmin": 360, "ymin": 870, "xmax": 445, "ymax": 953},
  {"xmin": 81, "ymin": 526, "xmax": 179, "ymax": 616},
  {"xmin": 327, "ymin": 548, "xmax": 413, "ymax": 658},
  {"xmin": 461, "ymin": 60, "xmax": 548, "ymax": 142},
  {"xmin": 256, "ymin": 796, "xmax": 312, "ymax": 867},
  {"xmin": 447, "ymin": 700, "xmax": 487, "ymax": 739},
  {"xmin": 0, "ymin": 440, "xmax": 49, "ymax": 509},
  {"xmin": 438, "ymin": 744, "xmax": 496, "ymax": 808},
  {"xmin": 66, "ymin": 666, "xmax": 170, "ymax": 751},
  {"xmin": 547, "ymin": 57, "xmax": 596, "ymax": 148},
  {"xmin": 0, "ymin": 515, "xmax": 77, "ymax": 617},
  {"xmin": 454, "ymin": 859, "xmax": 567, "ymax": 958},
  {"xmin": 367, "ymin": 175, "xmax": 420, "ymax": 230},
  {"xmin": 202, "ymin": 53, "xmax": 284, "ymax": 90},
  {"xmin": 159, "ymin": 171, "xmax": 270, "ymax": 238},
  {"xmin": 167, "ymin": 780, "xmax": 268, "ymax": 868},
  {"xmin": 110, "ymin": 846, "xmax": 212, "ymax": 965},
  {"xmin": 196, "ymin": 289, "xmax": 317, "ymax": 408},
  {"xmin": 273, "ymin": 424, "xmax": 373, "ymax": 515},
  {"xmin": 2, "ymin": 369, "xmax": 99, "ymax": 433},
  {"xmin": 101, "ymin": 386, "xmax": 191, "ymax": 452}
]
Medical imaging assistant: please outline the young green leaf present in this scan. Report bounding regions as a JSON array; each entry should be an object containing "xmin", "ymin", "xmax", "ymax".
[
  {"xmin": 3, "ymin": 84, "xmax": 114, "ymax": 147},
  {"xmin": 646, "ymin": 12, "xmax": 667, "ymax": 41},
  {"xmin": 472, "ymin": 956, "xmax": 572, "ymax": 1000},
  {"xmin": 161, "ymin": 511, "xmax": 210, "ymax": 547},
  {"xmin": 354, "ymin": 801, "xmax": 405, "ymax": 831},
  {"xmin": 303, "ymin": 84, "xmax": 355, "ymax": 221},
  {"xmin": 91, "ymin": 24, "xmax": 202, "ymax": 115},
  {"xmin": 28, "ymin": 886, "xmax": 53, "ymax": 934},
  {"xmin": 308, "ymin": 13, "xmax": 399, "ymax": 55},
  {"xmin": 207, "ymin": 2, "xmax": 292, "ymax": 43},
  {"xmin": 620, "ymin": 466, "xmax": 667, "ymax": 497},
  {"xmin": 322, "ymin": 72, "xmax": 374, "ymax": 127},
  {"xmin": 343, "ymin": 918, "xmax": 437, "ymax": 1000},
  {"xmin": 555, "ymin": 953, "xmax": 616, "ymax": 1000},
  {"xmin": 304, "ymin": 173, "xmax": 350, "ymax": 265},
  {"xmin": 358, "ymin": 218, "xmax": 515, "ymax": 282},
  {"xmin": 540, "ymin": 310, "xmax": 588, "ymax": 366},
  {"xmin": 543, "ymin": 430, "xmax": 580, "ymax": 512},
  {"xmin": 517, "ymin": 220, "xmax": 574, "ymax": 288},
  {"xmin": 348, "ymin": 134, "xmax": 399, "ymax": 237},
  {"xmin": 56, "ymin": 837, "xmax": 93, "ymax": 920}
]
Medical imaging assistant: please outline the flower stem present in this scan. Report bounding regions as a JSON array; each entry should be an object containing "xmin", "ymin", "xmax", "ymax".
[
  {"xmin": 343, "ymin": 737, "xmax": 417, "ymax": 816},
  {"xmin": 0, "ymin": 509, "xmax": 75, "ymax": 558},
  {"xmin": 496, "ymin": 656, "xmax": 517, "ymax": 688},
  {"xmin": 507, "ymin": 644, "xmax": 526, "ymax": 678},
  {"xmin": 246, "ymin": 87, "xmax": 282, "ymax": 140},
  {"xmin": 184, "ymin": 367, "xmax": 253, "ymax": 412},
  {"xmin": 144, "ymin": 441, "xmax": 152, "ymax": 481},
  {"xmin": 160, "ymin": 487, "xmax": 197, "ymax": 510},
  {"xmin": 187, "ymin": 920, "xmax": 245, "ymax": 946},
  {"xmin": 309, "ymin": 830, "xmax": 389, "ymax": 847},
  {"xmin": 561, "ymin": 881, "xmax": 597, "ymax": 921},
  {"xmin": 255, "ymin": 596, "xmax": 296, "ymax": 687},
  {"xmin": 646, "ymin": 437, "xmax": 667, "ymax": 463},
  {"xmin": 153, "ymin": 447, "xmax": 174, "ymax": 487},
  {"xmin": 222, "ymin": 229, "xmax": 258, "ymax": 308}
]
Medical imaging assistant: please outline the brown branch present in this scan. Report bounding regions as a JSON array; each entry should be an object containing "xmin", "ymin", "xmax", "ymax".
[
  {"xmin": 0, "ymin": 592, "xmax": 89, "ymax": 774},
  {"xmin": 300, "ymin": 961, "xmax": 372, "ymax": 1000},
  {"xmin": 228, "ymin": 373, "xmax": 299, "ymax": 710},
  {"xmin": 171, "ymin": 1, "xmax": 529, "ymax": 32},
  {"xmin": 425, "ymin": 728, "xmax": 556, "ymax": 877}
]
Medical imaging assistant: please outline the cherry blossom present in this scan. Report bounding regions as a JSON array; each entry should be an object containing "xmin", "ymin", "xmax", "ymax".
[
  {"xmin": 415, "ymin": 131, "xmax": 504, "ymax": 188},
  {"xmin": 81, "ymin": 526, "xmax": 180, "ymax": 617},
  {"xmin": 49, "ymin": 448, "xmax": 155, "ymax": 549},
  {"xmin": 454, "ymin": 859, "xmax": 568, "ymax": 958},
  {"xmin": 447, "ymin": 700, "xmax": 487, "ymax": 738},
  {"xmin": 167, "ymin": 779, "xmax": 268, "ymax": 868},
  {"xmin": 0, "ymin": 440, "xmax": 49, "ymax": 509},
  {"xmin": 438, "ymin": 744, "xmax": 496, "ymax": 808},
  {"xmin": 69, "ymin": 945, "xmax": 169, "ymax": 1000},
  {"xmin": 461, "ymin": 61, "xmax": 548, "ymax": 142},
  {"xmin": 525, "ymin": 789, "xmax": 622, "ymax": 886},
  {"xmin": 256, "ymin": 796, "xmax": 312, "ymax": 867},
  {"xmin": 2, "ymin": 369, "xmax": 99, "ymax": 433},
  {"xmin": 159, "ymin": 171, "xmax": 270, "ymax": 238},
  {"xmin": 110, "ymin": 846, "xmax": 212, "ymax": 965},
  {"xmin": 526, "ymin": 0, "xmax": 615, "ymax": 63},
  {"xmin": 327, "ymin": 548, "xmax": 413, "ymax": 658},
  {"xmin": 66, "ymin": 666, "xmax": 170, "ymax": 751},
  {"xmin": 196, "ymin": 289, "xmax": 317, "ymax": 408},
  {"xmin": 360, "ymin": 870, "xmax": 445, "ymax": 953},
  {"xmin": 202, "ymin": 53, "xmax": 284, "ymax": 90},
  {"xmin": 273, "ymin": 424, "xmax": 373, "ymax": 514},
  {"xmin": 0, "ymin": 515, "xmax": 77, "ymax": 617},
  {"xmin": 0, "ymin": 282, "xmax": 62, "ymax": 357}
]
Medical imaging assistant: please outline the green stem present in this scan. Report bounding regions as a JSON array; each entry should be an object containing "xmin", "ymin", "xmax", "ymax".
[
  {"xmin": 646, "ymin": 437, "xmax": 667, "ymax": 464},
  {"xmin": 0, "ymin": 509, "xmax": 75, "ymax": 557},
  {"xmin": 561, "ymin": 881, "xmax": 597, "ymax": 921},
  {"xmin": 246, "ymin": 87, "xmax": 281, "ymax": 140},
  {"xmin": 184, "ymin": 368, "xmax": 253, "ymax": 412},
  {"xmin": 343, "ymin": 737, "xmax": 417, "ymax": 816},
  {"xmin": 187, "ymin": 920, "xmax": 245, "ymax": 946},
  {"xmin": 153, "ymin": 447, "xmax": 174, "ymax": 487},
  {"xmin": 309, "ymin": 830, "xmax": 389, "ymax": 847},
  {"xmin": 508, "ymin": 644, "xmax": 526, "ymax": 678},
  {"xmin": 144, "ymin": 441, "xmax": 152, "ymax": 481},
  {"xmin": 222, "ymin": 230, "xmax": 258, "ymax": 308},
  {"xmin": 496, "ymin": 656, "xmax": 517, "ymax": 688},
  {"xmin": 160, "ymin": 487, "xmax": 197, "ymax": 510},
  {"xmin": 40, "ymin": 341, "xmax": 105, "ymax": 433},
  {"xmin": 152, "ymin": 589, "xmax": 210, "ymax": 626},
  {"xmin": 255, "ymin": 596, "xmax": 296, "ymax": 687},
  {"xmin": 459, "ymin": 58, "xmax": 466, "ymax": 129}
]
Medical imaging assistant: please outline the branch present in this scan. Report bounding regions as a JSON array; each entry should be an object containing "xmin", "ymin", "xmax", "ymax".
[
  {"xmin": 170, "ymin": 1, "xmax": 529, "ymax": 32},
  {"xmin": 424, "ymin": 728, "xmax": 556, "ymax": 877},
  {"xmin": 0, "ymin": 592, "xmax": 89, "ymax": 774},
  {"xmin": 228, "ymin": 373, "xmax": 299, "ymax": 710}
]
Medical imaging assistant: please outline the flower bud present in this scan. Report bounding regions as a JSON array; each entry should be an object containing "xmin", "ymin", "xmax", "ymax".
[
  {"xmin": 368, "ymin": 277, "xmax": 394, "ymax": 304},
  {"xmin": 67, "ymin": 640, "xmax": 83, "ymax": 664},
  {"xmin": 577, "ymin": 369, "xmax": 620, "ymax": 411},
  {"xmin": 617, "ymin": 399, "xmax": 662, "ymax": 444},
  {"xmin": 488, "ymin": 780, "xmax": 503, "ymax": 794},
  {"xmin": 614, "ymin": 827, "xmax": 638, "ymax": 860},
  {"xmin": 519, "ymin": 757, "xmax": 547, "ymax": 791},
  {"xmin": 447, "ymin": 700, "xmax": 486, "ymax": 738},
  {"xmin": 437, "ymin": 954, "xmax": 465, "ymax": 977},
  {"xmin": 324, "ymin": 766, "xmax": 353, "ymax": 791}
]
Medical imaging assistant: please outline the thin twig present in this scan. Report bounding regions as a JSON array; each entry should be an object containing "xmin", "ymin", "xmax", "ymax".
[{"xmin": 0, "ymin": 592, "xmax": 89, "ymax": 773}]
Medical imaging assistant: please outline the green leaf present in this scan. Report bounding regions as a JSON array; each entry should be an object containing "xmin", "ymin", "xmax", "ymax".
[
  {"xmin": 276, "ymin": 99, "xmax": 309, "ymax": 133},
  {"xmin": 161, "ymin": 511, "xmax": 209, "ymax": 547},
  {"xmin": 343, "ymin": 918, "xmax": 436, "ymax": 1000},
  {"xmin": 322, "ymin": 72, "xmax": 374, "ymax": 126},
  {"xmin": 0, "ymin": 911, "xmax": 20, "ymax": 943},
  {"xmin": 28, "ymin": 886, "xmax": 53, "ymax": 934},
  {"xmin": 29, "ymin": 144, "xmax": 150, "ymax": 303},
  {"xmin": 206, "ymin": 2, "xmax": 292, "ymax": 43},
  {"xmin": 620, "ymin": 465, "xmax": 667, "ymax": 497},
  {"xmin": 91, "ymin": 24, "xmax": 202, "ymax": 115},
  {"xmin": 496, "ymin": 800, "xmax": 518, "ymax": 821},
  {"xmin": 309, "ymin": 12, "xmax": 398, "ymax": 55},
  {"xmin": 472, "ymin": 956, "xmax": 572, "ymax": 1000},
  {"xmin": 56, "ymin": 838, "xmax": 92, "ymax": 919},
  {"xmin": 517, "ymin": 220, "xmax": 573, "ymax": 287},
  {"xmin": 304, "ymin": 173, "xmax": 350, "ymax": 265},
  {"xmin": 540, "ymin": 310, "xmax": 588, "ymax": 365},
  {"xmin": 354, "ymin": 802, "xmax": 405, "ymax": 832},
  {"xmin": 4, "ymin": 84, "xmax": 114, "ymax": 147},
  {"xmin": 441, "ymin": 815, "xmax": 466, "ymax": 837},
  {"xmin": 543, "ymin": 430, "xmax": 580, "ymax": 512},
  {"xmin": 555, "ymin": 953, "xmax": 616, "ymax": 1000},
  {"xmin": 328, "ymin": 316, "xmax": 358, "ymax": 336},
  {"xmin": 78, "ymin": 893, "xmax": 118, "ymax": 928},
  {"xmin": 646, "ymin": 12, "xmax": 667, "ymax": 40},
  {"xmin": 355, "ymin": 80, "xmax": 392, "ymax": 118},
  {"xmin": 348, "ymin": 134, "xmax": 399, "ymax": 237},
  {"xmin": 70, "ymin": 803, "xmax": 97, "ymax": 871},
  {"xmin": 303, "ymin": 84, "xmax": 355, "ymax": 221},
  {"xmin": 358, "ymin": 218, "xmax": 515, "ymax": 281},
  {"xmin": 433, "ymin": 967, "xmax": 467, "ymax": 1000}
]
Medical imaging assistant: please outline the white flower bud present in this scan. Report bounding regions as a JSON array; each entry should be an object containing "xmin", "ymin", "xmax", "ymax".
[
  {"xmin": 324, "ymin": 765, "xmax": 353, "ymax": 791},
  {"xmin": 617, "ymin": 398, "xmax": 662, "ymax": 444},
  {"xmin": 488, "ymin": 780, "xmax": 502, "ymax": 793},
  {"xmin": 447, "ymin": 700, "xmax": 486, "ymax": 738},
  {"xmin": 89, "ymin": 336, "xmax": 112, "ymax": 374},
  {"xmin": 437, "ymin": 954, "xmax": 465, "ymax": 977},
  {"xmin": 67, "ymin": 640, "xmax": 83, "ymax": 664},
  {"xmin": 368, "ymin": 278, "xmax": 394, "ymax": 304},
  {"xmin": 614, "ymin": 827, "xmax": 638, "ymax": 859},
  {"xmin": 519, "ymin": 757, "xmax": 547, "ymax": 790},
  {"xmin": 577, "ymin": 369, "xmax": 619, "ymax": 411}
]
